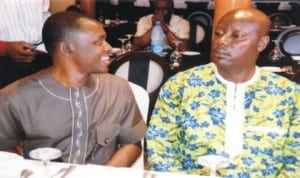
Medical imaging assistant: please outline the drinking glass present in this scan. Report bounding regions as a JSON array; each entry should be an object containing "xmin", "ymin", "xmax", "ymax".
[
  {"xmin": 114, "ymin": 12, "xmax": 120, "ymax": 25},
  {"xmin": 98, "ymin": 10, "xmax": 104, "ymax": 23},
  {"xmin": 268, "ymin": 40, "xmax": 282, "ymax": 61},
  {"xmin": 29, "ymin": 147, "xmax": 62, "ymax": 177},
  {"xmin": 125, "ymin": 34, "xmax": 134, "ymax": 52},
  {"xmin": 169, "ymin": 40, "xmax": 182, "ymax": 68},
  {"xmin": 118, "ymin": 37, "xmax": 128, "ymax": 54},
  {"xmin": 198, "ymin": 155, "xmax": 229, "ymax": 178}
]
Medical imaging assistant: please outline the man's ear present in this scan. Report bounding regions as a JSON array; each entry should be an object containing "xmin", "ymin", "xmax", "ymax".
[
  {"xmin": 258, "ymin": 35, "xmax": 270, "ymax": 52},
  {"xmin": 59, "ymin": 41, "xmax": 75, "ymax": 56}
]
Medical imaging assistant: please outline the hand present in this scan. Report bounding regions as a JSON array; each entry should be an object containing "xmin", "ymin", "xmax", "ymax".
[
  {"xmin": 6, "ymin": 41, "xmax": 39, "ymax": 62},
  {"xmin": 152, "ymin": 15, "xmax": 169, "ymax": 33},
  {"xmin": 152, "ymin": 14, "xmax": 164, "ymax": 24},
  {"xmin": 160, "ymin": 22, "xmax": 170, "ymax": 33}
]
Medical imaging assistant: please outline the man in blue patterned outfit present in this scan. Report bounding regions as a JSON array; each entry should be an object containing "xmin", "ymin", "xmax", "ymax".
[{"xmin": 146, "ymin": 8, "xmax": 300, "ymax": 177}]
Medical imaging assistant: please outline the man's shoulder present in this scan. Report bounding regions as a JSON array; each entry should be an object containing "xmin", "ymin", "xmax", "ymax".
[
  {"xmin": 259, "ymin": 70, "xmax": 299, "ymax": 88},
  {"xmin": 95, "ymin": 73, "xmax": 131, "ymax": 88},
  {"xmin": 139, "ymin": 14, "xmax": 153, "ymax": 21},
  {"xmin": 170, "ymin": 63, "xmax": 214, "ymax": 80},
  {"xmin": 171, "ymin": 14, "xmax": 189, "ymax": 24},
  {"xmin": 0, "ymin": 68, "xmax": 50, "ymax": 94},
  {"xmin": 181, "ymin": 63, "xmax": 213, "ymax": 74},
  {"xmin": 0, "ymin": 69, "xmax": 51, "ymax": 104}
]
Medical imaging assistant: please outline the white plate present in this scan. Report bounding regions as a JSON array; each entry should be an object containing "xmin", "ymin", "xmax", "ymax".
[
  {"xmin": 111, "ymin": 20, "xmax": 128, "ymax": 24},
  {"xmin": 260, "ymin": 66, "xmax": 286, "ymax": 72},
  {"xmin": 198, "ymin": 155, "xmax": 229, "ymax": 168},
  {"xmin": 119, "ymin": 20, "xmax": 128, "ymax": 24},
  {"xmin": 29, "ymin": 147, "xmax": 62, "ymax": 161},
  {"xmin": 181, "ymin": 51, "xmax": 201, "ymax": 56},
  {"xmin": 269, "ymin": 28, "xmax": 282, "ymax": 32},
  {"xmin": 281, "ymin": 25, "xmax": 296, "ymax": 29}
]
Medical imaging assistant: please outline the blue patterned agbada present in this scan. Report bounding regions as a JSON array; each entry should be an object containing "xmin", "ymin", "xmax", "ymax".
[{"xmin": 146, "ymin": 63, "xmax": 300, "ymax": 177}]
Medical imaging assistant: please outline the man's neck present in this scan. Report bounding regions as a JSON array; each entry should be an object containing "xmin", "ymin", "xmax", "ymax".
[
  {"xmin": 50, "ymin": 66, "xmax": 90, "ymax": 88},
  {"xmin": 216, "ymin": 67, "xmax": 256, "ymax": 84}
]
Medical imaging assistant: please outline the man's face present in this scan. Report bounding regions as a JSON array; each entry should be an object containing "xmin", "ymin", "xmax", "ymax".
[
  {"xmin": 211, "ymin": 15, "xmax": 266, "ymax": 72},
  {"xmin": 72, "ymin": 20, "xmax": 112, "ymax": 74},
  {"xmin": 153, "ymin": 0, "xmax": 172, "ymax": 23}
]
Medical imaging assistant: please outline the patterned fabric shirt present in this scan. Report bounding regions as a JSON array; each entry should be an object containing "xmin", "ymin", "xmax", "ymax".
[{"xmin": 146, "ymin": 63, "xmax": 300, "ymax": 178}]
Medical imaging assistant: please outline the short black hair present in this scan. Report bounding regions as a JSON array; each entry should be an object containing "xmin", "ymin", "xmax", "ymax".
[
  {"xmin": 66, "ymin": 5, "xmax": 82, "ymax": 13},
  {"xmin": 42, "ymin": 11, "xmax": 89, "ymax": 55},
  {"xmin": 153, "ymin": 0, "xmax": 174, "ymax": 9}
]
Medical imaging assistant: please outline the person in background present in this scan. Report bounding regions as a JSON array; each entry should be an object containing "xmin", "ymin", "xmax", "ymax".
[
  {"xmin": 0, "ymin": 0, "xmax": 52, "ymax": 89},
  {"xmin": 132, "ymin": 0, "xmax": 189, "ymax": 51},
  {"xmin": 65, "ymin": 0, "xmax": 96, "ymax": 18},
  {"xmin": 146, "ymin": 8, "xmax": 300, "ymax": 177},
  {"xmin": 65, "ymin": 1, "xmax": 82, "ymax": 13},
  {"xmin": 0, "ymin": 11, "xmax": 146, "ymax": 167},
  {"xmin": 80, "ymin": 0, "xmax": 95, "ymax": 18}
]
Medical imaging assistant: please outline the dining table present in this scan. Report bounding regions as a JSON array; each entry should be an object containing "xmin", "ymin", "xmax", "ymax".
[{"xmin": 0, "ymin": 151, "xmax": 210, "ymax": 178}]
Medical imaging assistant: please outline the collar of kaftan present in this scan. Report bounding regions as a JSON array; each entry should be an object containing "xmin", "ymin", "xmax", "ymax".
[{"xmin": 212, "ymin": 63, "xmax": 260, "ymax": 87}]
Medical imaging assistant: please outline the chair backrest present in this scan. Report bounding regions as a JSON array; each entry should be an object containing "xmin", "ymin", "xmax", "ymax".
[
  {"xmin": 269, "ymin": 12, "xmax": 292, "ymax": 29},
  {"xmin": 128, "ymin": 82, "xmax": 149, "ymax": 169},
  {"xmin": 109, "ymin": 51, "xmax": 170, "ymax": 104},
  {"xmin": 188, "ymin": 11, "xmax": 212, "ymax": 28},
  {"xmin": 128, "ymin": 81, "xmax": 149, "ymax": 121},
  {"xmin": 187, "ymin": 11, "xmax": 212, "ymax": 53},
  {"xmin": 277, "ymin": 26, "xmax": 300, "ymax": 61}
]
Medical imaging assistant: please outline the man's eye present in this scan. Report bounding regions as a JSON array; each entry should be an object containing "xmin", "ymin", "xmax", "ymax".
[
  {"xmin": 232, "ymin": 33, "xmax": 243, "ymax": 39},
  {"xmin": 96, "ymin": 40, "xmax": 104, "ymax": 46},
  {"xmin": 215, "ymin": 30, "xmax": 223, "ymax": 36}
]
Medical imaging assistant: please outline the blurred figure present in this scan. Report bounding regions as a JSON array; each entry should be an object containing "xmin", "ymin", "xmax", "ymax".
[
  {"xmin": 65, "ymin": 0, "xmax": 96, "ymax": 18},
  {"xmin": 0, "ymin": 11, "xmax": 146, "ymax": 167},
  {"xmin": 133, "ymin": 0, "xmax": 189, "ymax": 51},
  {"xmin": 80, "ymin": 0, "xmax": 95, "ymax": 18},
  {"xmin": 146, "ymin": 8, "xmax": 300, "ymax": 177},
  {"xmin": 66, "ymin": 1, "xmax": 82, "ymax": 13},
  {"xmin": 0, "ymin": 0, "xmax": 52, "ymax": 88}
]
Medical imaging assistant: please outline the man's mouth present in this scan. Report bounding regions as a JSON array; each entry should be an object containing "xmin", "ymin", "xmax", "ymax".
[
  {"xmin": 100, "ymin": 55, "xmax": 110, "ymax": 61},
  {"xmin": 212, "ymin": 48, "xmax": 231, "ymax": 59}
]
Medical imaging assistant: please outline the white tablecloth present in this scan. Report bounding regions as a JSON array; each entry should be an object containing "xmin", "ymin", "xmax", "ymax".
[{"xmin": 0, "ymin": 151, "xmax": 208, "ymax": 178}]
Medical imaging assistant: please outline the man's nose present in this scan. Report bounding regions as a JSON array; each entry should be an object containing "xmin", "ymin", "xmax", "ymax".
[
  {"xmin": 104, "ymin": 41, "xmax": 112, "ymax": 53},
  {"xmin": 218, "ymin": 34, "xmax": 229, "ymax": 46}
]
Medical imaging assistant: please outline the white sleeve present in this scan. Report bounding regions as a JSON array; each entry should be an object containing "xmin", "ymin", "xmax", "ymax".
[
  {"xmin": 42, "ymin": 0, "xmax": 51, "ymax": 22},
  {"xmin": 135, "ymin": 15, "xmax": 153, "ymax": 37}
]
